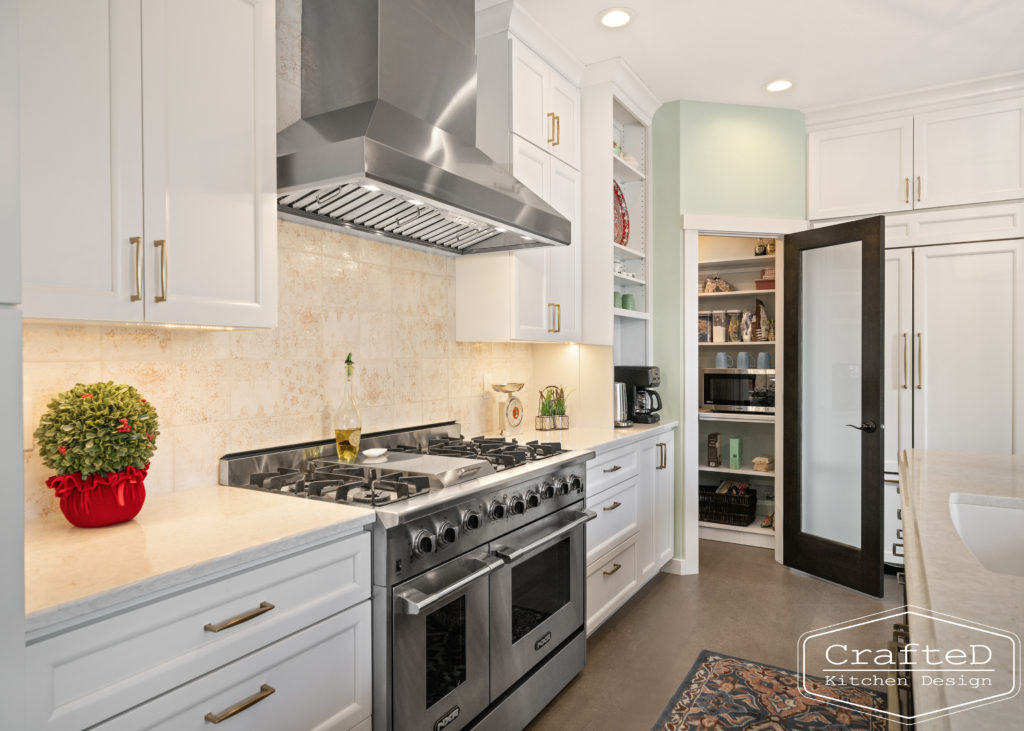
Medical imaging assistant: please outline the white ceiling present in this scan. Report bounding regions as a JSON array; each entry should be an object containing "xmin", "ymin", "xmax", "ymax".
[{"xmin": 513, "ymin": 0, "xmax": 1024, "ymax": 110}]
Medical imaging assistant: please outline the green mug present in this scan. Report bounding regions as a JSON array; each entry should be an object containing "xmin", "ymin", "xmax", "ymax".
[
  {"xmin": 613, "ymin": 292, "xmax": 623, "ymax": 308},
  {"xmin": 621, "ymin": 293, "xmax": 636, "ymax": 310}
]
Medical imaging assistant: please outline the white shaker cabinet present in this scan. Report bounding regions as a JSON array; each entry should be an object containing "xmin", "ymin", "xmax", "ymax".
[
  {"xmin": 636, "ymin": 431, "xmax": 674, "ymax": 585},
  {"xmin": 914, "ymin": 99, "xmax": 1024, "ymax": 210},
  {"xmin": 808, "ymin": 116, "xmax": 914, "ymax": 220},
  {"xmin": 19, "ymin": 0, "xmax": 277, "ymax": 328},
  {"xmin": 883, "ymin": 248, "xmax": 913, "ymax": 474},
  {"xmin": 510, "ymin": 38, "xmax": 579, "ymax": 169}
]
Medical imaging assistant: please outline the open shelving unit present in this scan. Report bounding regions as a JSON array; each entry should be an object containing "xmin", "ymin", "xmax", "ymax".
[{"xmin": 696, "ymin": 236, "xmax": 782, "ymax": 551}]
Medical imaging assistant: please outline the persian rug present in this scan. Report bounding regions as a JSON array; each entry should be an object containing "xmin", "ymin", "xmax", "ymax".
[{"xmin": 652, "ymin": 650, "xmax": 886, "ymax": 730}]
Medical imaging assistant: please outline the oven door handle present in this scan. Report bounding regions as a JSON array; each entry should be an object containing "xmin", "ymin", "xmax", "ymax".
[
  {"xmin": 393, "ymin": 556, "xmax": 504, "ymax": 616},
  {"xmin": 492, "ymin": 509, "xmax": 597, "ymax": 564}
]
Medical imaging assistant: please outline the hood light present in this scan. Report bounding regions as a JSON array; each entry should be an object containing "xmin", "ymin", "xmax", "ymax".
[
  {"xmin": 362, "ymin": 184, "xmax": 381, "ymax": 191},
  {"xmin": 521, "ymin": 235, "xmax": 534, "ymax": 241},
  {"xmin": 599, "ymin": 8, "xmax": 632, "ymax": 27},
  {"xmin": 765, "ymin": 79, "xmax": 793, "ymax": 93}
]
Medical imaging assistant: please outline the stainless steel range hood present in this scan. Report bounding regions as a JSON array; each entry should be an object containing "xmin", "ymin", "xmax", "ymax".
[{"xmin": 276, "ymin": 0, "xmax": 571, "ymax": 254}]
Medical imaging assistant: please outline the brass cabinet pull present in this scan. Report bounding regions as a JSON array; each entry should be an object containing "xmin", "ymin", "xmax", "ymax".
[
  {"xmin": 547, "ymin": 303, "xmax": 558, "ymax": 332},
  {"xmin": 901, "ymin": 333, "xmax": 908, "ymax": 389},
  {"xmin": 916, "ymin": 333, "xmax": 923, "ymax": 389},
  {"xmin": 897, "ymin": 528, "xmax": 903, "ymax": 540},
  {"xmin": 603, "ymin": 465, "xmax": 622, "ymax": 473},
  {"xmin": 603, "ymin": 563, "xmax": 622, "ymax": 577},
  {"xmin": 129, "ymin": 237, "xmax": 142, "ymax": 302},
  {"xmin": 904, "ymin": 177, "xmax": 909, "ymax": 204},
  {"xmin": 916, "ymin": 175, "xmax": 922, "ymax": 202},
  {"xmin": 892, "ymin": 542, "xmax": 904, "ymax": 557},
  {"xmin": 546, "ymin": 112, "xmax": 555, "ymax": 144},
  {"xmin": 153, "ymin": 239, "xmax": 168, "ymax": 302},
  {"xmin": 554, "ymin": 303, "xmax": 561, "ymax": 332},
  {"xmin": 204, "ymin": 684, "xmax": 275, "ymax": 724},
  {"xmin": 897, "ymin": 508, "xmax": 902, "ymax": 521},
  {"xmin": 553, "ymin": 114, "xmax": 560, "ymax": 146},
  {"xmin": 657, "ymin": 442, "xmax": 667, "ymax": 469},
  {"xmin": 603, "ymin": 501, "xmax": 622, "ymax": 511},
  {"xmin": 897, "ymin": 571, "xmax": 906, "ymax": 586},
  {"xmin": 204, "ymin": 601, "xmax": 275, "ymax": 632}
]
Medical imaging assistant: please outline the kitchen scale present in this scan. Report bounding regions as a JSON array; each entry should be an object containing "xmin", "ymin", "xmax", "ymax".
[{"xmin": 492, "ymin": 383, "xmax": 525, "ymax": 436}]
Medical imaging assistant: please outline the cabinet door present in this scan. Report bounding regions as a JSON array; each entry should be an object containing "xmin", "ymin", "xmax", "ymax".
[
  {"xmin": 913, "ymin": 240, "xmax": 1024, "ymax": 454},
  {"xmin": 510, "ymin": 39, "xmax": 549, "ymax": 151},
  {"xmin": 510, "ymin": 136, "xmax": 555, "ymax": 341},
  {"xmin": 807, "ymin": 117, "xmax": 913, "ymax": 219},
  {"xmin": 637, "ymin": 439, "xmax": 657, "ymax": 584},
  {"xmin": 140, "ymin": 0, "xmax": 277, "ymax": 328},
  {"xmin": 546, "ymin": 71, "xmax": 579, "ymax": 169},
  {"xmin": 883, "ymin": 249, "xmax": 913, "ymax": 473},
  {"xmin": 914, "ymin": 98, "xmax": 1024, "ymax": 209},
  {"xmin": 545, "ymin": 157, "xmax": 580, "ymax": 341},
  {"xmin": 655, "ymin": 432, "xmax": 675, "ymax": 567},
  {"xmin": 20, "ymin": 0, "xmax": 145, "ymax": 321}
]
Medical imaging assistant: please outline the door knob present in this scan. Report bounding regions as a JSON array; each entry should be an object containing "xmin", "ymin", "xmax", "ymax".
[{"xmin": 845, "ymin": 421, "xmax": 878, "ymax": 433}]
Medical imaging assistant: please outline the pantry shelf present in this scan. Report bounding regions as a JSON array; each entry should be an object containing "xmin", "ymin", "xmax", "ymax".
[
  {"xmin": 698, "ymin": 255, "xmax": 775, "ymax": 269},
  {"xmin": 698, "ymin": 411, "xmax": 775, "ymax": 424},
  {"xmin": 697, "ymin": 341, "xmax": 775, "ymax": 347},
  {"xmin": 698, "ymin": 464, "xmax": 775, "ymax": 478},
  {"xmin": 698, "ymin": 289, "xmax": 775, "ymax": 298}
]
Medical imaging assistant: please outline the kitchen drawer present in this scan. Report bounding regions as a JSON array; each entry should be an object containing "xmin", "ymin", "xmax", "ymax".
[
  {"xmin": 585, "ymin": 477, "xmax": 639, "ymax": 564},
  {"xmin": 28, "ymin": 532, "xmax": 370, "ymax": 731},
  {"xmin": 585, "ymin": 535, "xmax": 638, "ymax": 635},
  {"xmin": 95, "ymin": 600, "xmax": 372, "ymax": 731},
  {"xmin": 585, "ymin": 443, "xmax": 640, "ymax": 497}
]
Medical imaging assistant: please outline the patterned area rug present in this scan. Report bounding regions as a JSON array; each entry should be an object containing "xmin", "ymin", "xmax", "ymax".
[{"xmin": 653, "ymin": 650, "xmax": 886, "ymax": 730}]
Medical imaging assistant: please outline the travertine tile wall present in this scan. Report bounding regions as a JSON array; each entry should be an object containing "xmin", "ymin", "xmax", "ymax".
[{"xmin": 22, "ymin": 221, "xmax": 537, "ymax": 519}]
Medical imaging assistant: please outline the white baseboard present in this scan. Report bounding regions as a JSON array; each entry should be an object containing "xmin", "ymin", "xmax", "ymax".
[{"xmin": 660, "ymin": 558, "xmax": 695, "ymax": 575}]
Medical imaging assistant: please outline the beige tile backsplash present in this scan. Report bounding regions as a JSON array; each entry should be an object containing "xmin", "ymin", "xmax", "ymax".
[{"xmin": 22, "ymin": 220, "xmax": 541, "ymax": 519}]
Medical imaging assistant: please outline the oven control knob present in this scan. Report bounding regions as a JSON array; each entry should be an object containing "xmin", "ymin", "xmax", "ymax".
[
  {"xmin": 463, "ymin": 510, "xmax": 482, "ymax": 532},
  {"xmin": 411, "ymin": 530, "xmax": 436, "ymax": 557},
  {"xmin": 525, "ymin": 490, "xmax": 541, "ymax": 509},
  {"xmin": 556, "ymin": 478, "xmax": 570, "ymax": 496},
  {"xmin": 569, "ymin": 475, "xmax": 583, "ymax": 493},
  {"xmin": 540, "ymin": 481, "xmax": 556, "ymax": 500},
  {"xmin": 509, "ymin": 495, "xmax": 526, "ymax": 515},
  {"xmin": 489, "ymin": 500, "xmax": 508, "ymax": 520},
  {"xmin": 436, "ymin": 521, "xmax": 459, "ymax": 546}
]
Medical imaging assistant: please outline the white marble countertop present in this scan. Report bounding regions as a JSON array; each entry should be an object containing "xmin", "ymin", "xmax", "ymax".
[
  {"xmin": 25, "ymin": 485, "xmax": 374, "ymax": 636},
  {"xmin": 494, "ymin": 421, "xmax": 679, "ymax": 452},
  {"xmin": 898, "ymin": 449, "xmax": 1024, "ymax": 731}
]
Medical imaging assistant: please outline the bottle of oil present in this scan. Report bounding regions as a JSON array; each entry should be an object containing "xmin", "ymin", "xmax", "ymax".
[{"xmin": 334, "ymin": 353, "xmax": 361, "ymax": 462}]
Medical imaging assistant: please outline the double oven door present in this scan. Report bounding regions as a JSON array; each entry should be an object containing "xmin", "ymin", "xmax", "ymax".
[{"xmin": 392, "ymin": 505, "xmax": 592, "ymax": 731}]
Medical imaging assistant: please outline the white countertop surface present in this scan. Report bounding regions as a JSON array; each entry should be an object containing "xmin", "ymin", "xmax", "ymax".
[
  {"xmin": 496, "ymin": 421, "xmax": 679, "ymax": 452},
  {"xmin": 898, "ymin": 449, "xmax": 1024, "ymax": 730},
  {"xmin": 25, "ymin": 485, "xmax": 374, "ymax": 635}
]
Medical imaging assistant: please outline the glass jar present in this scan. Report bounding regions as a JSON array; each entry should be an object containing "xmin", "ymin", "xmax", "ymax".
[
  {"xmin": 726, "ymin": 310, "xmax": 743, "ymax": 342},
  {"xmin": 698, "ymin": 311, "xmax": 712, "ymax": 342},
  {"xmin": 711, "ymin": 310, "xmax": 727, "ymax": 343}
]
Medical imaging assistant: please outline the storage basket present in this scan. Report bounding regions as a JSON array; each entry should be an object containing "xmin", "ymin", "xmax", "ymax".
[{"xmin": 698, "ymin": 484, "xmax": 757, "ymax": 526}]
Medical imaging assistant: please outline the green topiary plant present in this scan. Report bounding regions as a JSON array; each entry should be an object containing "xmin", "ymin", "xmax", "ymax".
[{"xmin": 35, "ymin": 381, "xmax": 160, "ymax": 478}]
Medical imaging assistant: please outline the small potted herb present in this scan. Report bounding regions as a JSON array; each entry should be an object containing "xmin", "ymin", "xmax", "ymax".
[
  {"xmin": 536, "ymin": 385, "xmax": 568, "ymax": 430},
  {"xmin": 551, "ymin": 386, "xmax": 569, "ymax": 430},
  {"xmin": 35, "ymin": 382, "xmax": 160, "ymax": 528}
]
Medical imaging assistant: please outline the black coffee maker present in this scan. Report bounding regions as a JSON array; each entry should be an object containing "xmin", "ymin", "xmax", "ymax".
[{"xmin": 613, "ymin": 366, "xmax": 663, "ymax": 424}]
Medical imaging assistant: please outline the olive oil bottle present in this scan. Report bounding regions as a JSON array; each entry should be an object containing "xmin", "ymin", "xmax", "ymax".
[{"xmin": 334, "ymin": 353, "xmax": 361, "ymax": 462}]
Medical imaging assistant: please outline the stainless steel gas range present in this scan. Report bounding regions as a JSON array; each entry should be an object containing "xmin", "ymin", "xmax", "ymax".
[{"xmin": 219, "ymin": 422, "xmax": 595, "ymax": 731}]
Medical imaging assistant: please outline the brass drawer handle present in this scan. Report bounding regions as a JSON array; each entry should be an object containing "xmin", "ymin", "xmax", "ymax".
[
  {"xmin": 603, "ymin": 563, "xmax": 622, "ymax": 577},
  {"xmin": 896, "ymin": 528, "xmax": 903, "ymax": 540},
  {"xmin": 204, "ymin": 601, "xmax": 275, "ymax": 632},
  {"xmin": 129, "ymin": 237, "xmax": 142, "ymax": 302},
  {"xmin": 547, "ymin": 112, "xmax": 555, "ymax": 144},
  {"xmin": 897, "ymin": 571, "xmax": 906, "ymax": 586},
  {"xmin": 603, "ymin": 465, "xmax": 622, "ymax": 473},
  {"xmin": 154, "ymin": 239, "xmax": 168, "ymax": 303},
  {"xmin": 603, "ymin": 501, "xmax": 622, "ymax": 512},
  {"xmin": 205, "ymin": 684, "xmax": 275, "ymax": 724},
  {"xmin": 892, "ymin": 542, "xmax": 904, "ymax": 557},
  {"xmin": 553, "ymin": 114, "xmax": 560, "ymax": 146},
  {"xmin": 897, "ymin": 508, "xmax": 902, "ymax": 521}
]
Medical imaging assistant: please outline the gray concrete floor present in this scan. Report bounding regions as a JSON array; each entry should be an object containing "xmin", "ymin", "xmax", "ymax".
[{"xmin": 528, "ymin": 539, "xmax": 900, "ymax": 731}]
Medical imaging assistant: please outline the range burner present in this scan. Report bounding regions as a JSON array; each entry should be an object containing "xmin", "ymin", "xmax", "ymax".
[
  {"xmin": 243, "ymin": 461, "xmax": 433, "ymax": 506},
  {"xmin": 393, "ymin": 435, "xmax": 564, "ymax": 469}
]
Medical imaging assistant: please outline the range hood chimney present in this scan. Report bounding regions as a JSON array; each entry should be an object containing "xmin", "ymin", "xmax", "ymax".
[{"xmin": 276, "ymin": 0, "xmax": 571, "ymax": 254}]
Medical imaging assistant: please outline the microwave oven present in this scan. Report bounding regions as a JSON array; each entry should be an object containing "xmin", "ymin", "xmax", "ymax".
[{"xmin": 702, "ymin": 368, "xmax": 775, "ymax": 413}]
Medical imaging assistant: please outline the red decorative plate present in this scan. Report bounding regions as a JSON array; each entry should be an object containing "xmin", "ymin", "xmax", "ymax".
[{"xmin": 613, "ymin": 181, "xmax": 630, "ymax": 247}]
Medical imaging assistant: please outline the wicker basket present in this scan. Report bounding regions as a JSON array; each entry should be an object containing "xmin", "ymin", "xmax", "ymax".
[{"xmin": 698, "ymin": 484, "xmax": 757, "ymax": 526}]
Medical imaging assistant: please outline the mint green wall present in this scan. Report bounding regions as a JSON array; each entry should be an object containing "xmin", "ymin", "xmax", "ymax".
[{"xmin": 678, "ymin": 100, "xmax": 806, "ymax": 219}]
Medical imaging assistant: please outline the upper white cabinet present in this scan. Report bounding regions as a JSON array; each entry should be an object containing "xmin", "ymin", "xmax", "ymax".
[
  {"xmin": 808, "ymin": 116, "xmax": 914, "ymax": 220},
  {"xmin": 510, "ymin": 39, "xmax": 579, "ymax": 169},
  {"xmin": 19, "ymin": 0, "xmax": 277, "ymax": 328},
  {"xmin": 914, "ymin": 99, "xmax": 1024, "ymax": 209},
  {"xmin": 808, "ymin": 97, "xmax": 1024, "ymax": 220}
]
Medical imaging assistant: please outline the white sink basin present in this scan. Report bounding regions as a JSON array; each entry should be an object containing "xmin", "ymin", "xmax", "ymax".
[{"xmin": 949, "ymin": 492, "xmax": 1024, "ymax": 576}]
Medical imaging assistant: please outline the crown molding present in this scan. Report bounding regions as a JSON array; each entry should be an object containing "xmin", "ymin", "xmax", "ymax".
[
  {"xmin": 581, "ymin": 58, "xmax": 660, "ymax": 125},
  {"xmin": 804, "ymin": 70, "xmax": 1024, "ymax": 129},
  {"xmin": 475, "ymin": 0, "xmax": 585, "ymax": 85}
]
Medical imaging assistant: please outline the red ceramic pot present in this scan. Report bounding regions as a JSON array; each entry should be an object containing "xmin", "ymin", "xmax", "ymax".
[{"xmin": 46, "ymin": 464, "xmax": 149, "ymax": 528}]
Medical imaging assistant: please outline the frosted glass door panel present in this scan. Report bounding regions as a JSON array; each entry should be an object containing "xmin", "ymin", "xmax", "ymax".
[{"xmin": 800, "ymin": 241, "xmax": 863, "ymax": 549}]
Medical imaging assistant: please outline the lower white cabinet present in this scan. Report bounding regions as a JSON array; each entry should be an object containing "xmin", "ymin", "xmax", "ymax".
[
  {"xmin": 584, "ymin": 429, "xmax": 676, "ymax": 634},
  {"xmin": 95, "ymin": 601, "xmax": 371, "ymax": 731},
  {"xmin": 27, "ymin": 532, "xmax": 372, "ymax": 731}
]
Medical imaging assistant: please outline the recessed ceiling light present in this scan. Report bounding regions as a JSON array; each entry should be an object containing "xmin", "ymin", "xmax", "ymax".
[
  {"xmin": 764, "ymin": 79, "xmax": 793, "ymax": 93},
  {"xmin": 599, "ymin": 8, "xmax": 632, "ymax": 28}
]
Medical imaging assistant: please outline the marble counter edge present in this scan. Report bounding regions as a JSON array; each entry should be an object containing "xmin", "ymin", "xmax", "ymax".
[
  {"xmin": 579, "ymin": 421, "xmax": 680, "ymax": 452},
  {"xmin": 25, "ymin": 510, "xmax": 375, "ymax": 640}
]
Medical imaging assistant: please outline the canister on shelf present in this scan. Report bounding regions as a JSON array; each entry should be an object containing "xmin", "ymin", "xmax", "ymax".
[
  {"xmin": 711, "ymin": 310, "xmax": 727, "ymax": 342},
  {"xmin": 726, "ymin": 309, "xmax": 742, "ymax": 342},
  {"xmin": 729, "ymin": 437, "xmax": 743, "ymax": 470},
  {"xmin": 698, "ymin": 311, "xmax": 711, "ymax": 343}
]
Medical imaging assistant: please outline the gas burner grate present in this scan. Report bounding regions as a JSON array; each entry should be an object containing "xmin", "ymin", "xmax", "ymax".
[{"xmin": 249, "ymin": 468, "xmax": 301, "ymax": 490}]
